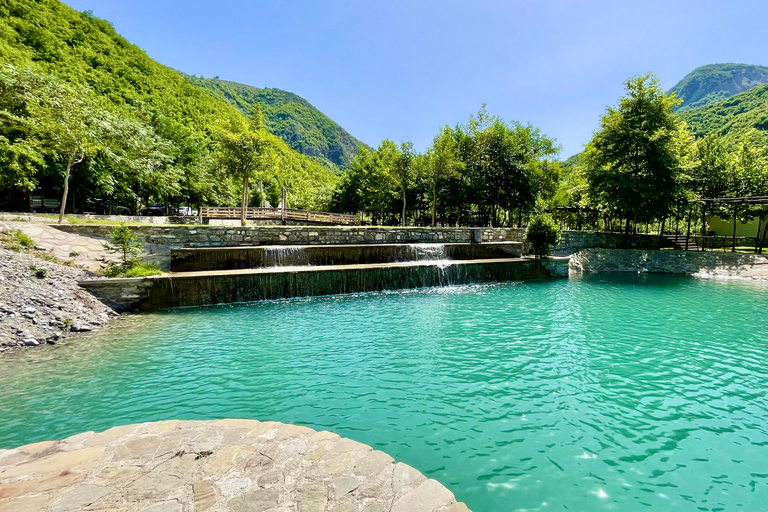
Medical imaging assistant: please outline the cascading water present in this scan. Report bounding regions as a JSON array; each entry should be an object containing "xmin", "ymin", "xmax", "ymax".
[
  {"xmin": 404, "ymin": 243, "xmax": 448, "ymax": 261},
  {"xmin": 263, "ymin": 246, "xmax": 308, "ymax": 267}
]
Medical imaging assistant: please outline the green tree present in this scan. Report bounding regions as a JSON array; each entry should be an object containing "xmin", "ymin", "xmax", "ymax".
[
  {"xmin": 584, "ymin": 73, "xmax": 693, "ymax": 244},
  {"xmin": 525, "ymin": 214, "xmax": 560, "ymax": 258},
  {"xmin": 25, "ymin": 76, "xmax": 109, "ymax": 223},
  {"xmin": 391, "ymin": 141, "xmax": 415, "ymax": 226},
  {"xmin": 212, "ymin": 106, "xmax": 277, "ymax": 226},
  {"xmin": 729, "ymin": 130, "xmax": 768, "ymax": 251},
  {"xmin": 688, "ymin": 134, "xmax": 730, "ymax": 235},
  {"xmin": 102, "ymin": 223, "xmax": 142, "ymax": 276},
  {"xmin": 0, "ymin": 66, "xmax": 47, "ymax": 194},
  {"xmin": 424, "ymin": 126, "xmax": 462, "ymax": 226}
]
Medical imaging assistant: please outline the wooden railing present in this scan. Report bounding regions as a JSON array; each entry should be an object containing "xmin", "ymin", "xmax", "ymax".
[{"xmin": 200, "ymin": 207, "xmax": 357, "ymax": 226}]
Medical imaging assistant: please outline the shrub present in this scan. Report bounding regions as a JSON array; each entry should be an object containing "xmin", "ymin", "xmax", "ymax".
[
  {"xmin": 101, "ymin": 224, "xmax": 162, "ymax": 277},
  {"xmin": 102, "ymin": 223, "xmax": 142, "ymax": 275},
  {"xmin": 525, "ymin": 215, "xmax": 561, "ymax": 258}
]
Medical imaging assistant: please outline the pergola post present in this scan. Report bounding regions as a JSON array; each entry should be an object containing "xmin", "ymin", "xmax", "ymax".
[{"xmin": 732, "ymin": 203, "xmax": 738, "ymax": 253}]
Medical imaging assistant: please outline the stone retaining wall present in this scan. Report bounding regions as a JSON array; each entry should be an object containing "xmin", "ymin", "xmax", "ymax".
[
  {"xmin": 570, "ymin": 249, "xmax": 768, "ymax": 280},
  {"xmin": 554, "ymin": 231, "xmax": 659, "ymax": 254},
  {"xmin": 55, "ymin": 224, "xmax": 660, "ymax": 253}
]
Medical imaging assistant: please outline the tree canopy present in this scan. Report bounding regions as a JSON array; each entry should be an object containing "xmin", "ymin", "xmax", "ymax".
[
  {"xmin": 583, "ymin": 74, "xmax": 693, "ymax": 238},
  {"xmin": 0, "ymin": 0, "xmax": 339, "ymax": 214}
]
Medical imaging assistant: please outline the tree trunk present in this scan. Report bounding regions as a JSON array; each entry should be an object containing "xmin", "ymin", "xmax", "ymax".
[
  {"xmin": 431, "ymin": 183, "xmax": 437, "ymax": 227},
  {"xmin": 758, "ymin": 211, "xmax": 768, "ymax": 254},
  {"xmin": 731, "ymin": 204, "xmax": 738, "ymax": 253},
  {"xmin": 621, "ymin": 216, "xmax": 632, "ymax": 249},
  {"xmin": 656, "ymin": 217, "xmax": 666, "ymax": 250},
  {"xmin": 58, "ymin": 157, "xmax": 74, "ymax": 224},
  {"xmin": 241, "ymin": 175, "xmax": 249, "ymax": 227},
  {"xmin": 401, "ymin": 188, "xmax": 407, "ymax": 227}
]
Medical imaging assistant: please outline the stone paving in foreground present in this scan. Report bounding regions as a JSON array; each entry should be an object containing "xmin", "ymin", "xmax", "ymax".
[{"xmin": 0, "ymin": 419, "xmax": 471, "ymax": 512}]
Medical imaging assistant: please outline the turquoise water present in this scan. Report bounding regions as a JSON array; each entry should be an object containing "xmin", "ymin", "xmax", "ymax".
[{"xmin": 1, "ymin": 274, "xmax": 767, "ymax": 511}]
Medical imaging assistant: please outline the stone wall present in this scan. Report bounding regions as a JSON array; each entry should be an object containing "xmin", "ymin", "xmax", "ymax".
[
  {"xmin": 57, "ymin": 225, "xmax": 477, "ymax": 247},
  {"xmin": 78, "ymin": 277, "xmax": 154, "ymax": 312},
  {"xmin": 55, "ymin": 224, "xmax": 660, "ymax": 253},
  {"xmin": 570, "ymin": 249, "xmax": 768, "ymax": 280}
]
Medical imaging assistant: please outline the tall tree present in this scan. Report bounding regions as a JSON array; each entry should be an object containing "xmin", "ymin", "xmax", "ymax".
[
  {"xmin": 424, "ymin": 126, "xmax": 462, "ymax": 226},
  {"xmin": 24, "ymin": 75, "xmax": 108, "ymax": 223},
  {"xmin": 688, "ymin": 133, "xmax": 730, "ymax": 235},
  {"xmin": 212, "ymin": 106, "xmax": 276, "ymax": 226},
  {"xmin": 730, "ymin": 129, "xmax": 768, "ymax": 251},
  {"xmin": 584, "ymin": 73, "xmax": 693, "ymax": 244},
  {"xmin": 392, "ymin": 142, "xmax": 415, "ymax": 226},
  {"xmin": 0, "ymin": 66, "xmax": 47, "ymax": 195}
]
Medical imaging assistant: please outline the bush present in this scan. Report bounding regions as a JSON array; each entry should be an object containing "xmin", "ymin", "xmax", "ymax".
[
  {"xmin": 102, "ymin": 223, "xmax": 142, "ymax": 275},
  {"xmin": 101, "ymin": 223, "xmax": 161, "ymax": 277},
  {"xmin": 525, "ymin": 215, "xmax": 561, "ymax": 258}
]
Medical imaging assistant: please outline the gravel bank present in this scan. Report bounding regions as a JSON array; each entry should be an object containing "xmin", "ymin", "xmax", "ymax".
[{"xmin": 0, "ymin": 246, "xmax": 116, "ymax": 352}]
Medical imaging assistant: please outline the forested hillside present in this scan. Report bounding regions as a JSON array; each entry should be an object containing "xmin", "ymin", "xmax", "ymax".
[
  {"xmin": 0, "ymin": 0, "xmax": 338, "ymax": 212},
  {"xmin": 679, "ymin": 82, "xmax": 768, "ymax": 146},
  {"xmin": 669, "ymin": 63, "xmax": 768, "ymax": 112},
  {"xmin": 187, "ymin": 77, "xmax": 365, "ymax": 168}
]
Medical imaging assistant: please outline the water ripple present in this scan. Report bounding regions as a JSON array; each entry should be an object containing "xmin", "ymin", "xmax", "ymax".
[{"xmin": 1, "ymin": 274, "xmax": 767, "ymax": 511}]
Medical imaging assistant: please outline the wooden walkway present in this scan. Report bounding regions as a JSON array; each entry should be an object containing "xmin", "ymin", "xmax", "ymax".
[{"xmin": 201, "ymin": 206, "xmax": 357, "ymax": 225}]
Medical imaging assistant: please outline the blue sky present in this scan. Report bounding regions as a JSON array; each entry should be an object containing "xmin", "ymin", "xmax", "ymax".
[{"xmin": 64, "ymin": 0, "xmax": 768, "ymax": 158}]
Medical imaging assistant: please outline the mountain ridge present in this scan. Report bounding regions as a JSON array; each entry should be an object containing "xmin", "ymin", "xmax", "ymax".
[
  {"xmin": 0, "ymin": 0, "xmax": 364, "ymax": 171},
  {"xmin": 668, "ymin": 63, "xmax": 768, "ymax": 112},
  {"xmin": 185, "ymin": 76, "xmax": 367, "ymax": 168}
]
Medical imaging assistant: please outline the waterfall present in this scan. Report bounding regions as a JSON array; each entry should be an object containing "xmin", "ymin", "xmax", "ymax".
[
  {"xmin": 405, "ymin": 244, "xmax": 448, "ymax": 261},
  {"xmin": 263, "ymin": 246, "xmax": 308, "ymax": 267}
]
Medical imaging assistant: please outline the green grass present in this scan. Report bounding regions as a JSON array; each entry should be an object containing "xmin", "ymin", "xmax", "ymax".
[
  {"xmin": 0, "ymin": 229, "xmax": 36, "ymax": 251},
  {"xmin": 121, "ymin": 262, "xmax": 163, "ymax": 277},
  {"xmin": 103, "ymin": 261, "xmax": 162, "ymax": 278},
  {"xmin": 29, "ymin": 265, "xmax": 48, "ymax": 278}
]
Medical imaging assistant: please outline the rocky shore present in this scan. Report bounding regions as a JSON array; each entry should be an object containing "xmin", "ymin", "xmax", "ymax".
[{"xmin": 0, "ymin": 246, "xmax": 116, "ymax": 352}]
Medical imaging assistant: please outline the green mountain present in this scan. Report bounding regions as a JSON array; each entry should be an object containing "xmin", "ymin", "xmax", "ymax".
[
  {"xmin": 187, "ymin": 77, "xmax": 366, "ymax": 168},
  {"xmin": 0, "ymin": 0, "xmax": 352, "ymax": 208},
  {"xmin": 679, "ymin": 81, "xmax": 768, "ymax": 145},
  {"xmin": 0, "ymin": 0, "xmax": 364, "ymax": 169},
  {"xmin": 669, "ymin": 63, "xmax": 768, "ymax": 112}
]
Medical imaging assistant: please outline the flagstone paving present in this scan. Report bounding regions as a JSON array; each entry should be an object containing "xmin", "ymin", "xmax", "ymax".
[
  {"xmin": 5, "ymin": 222, "xmax": 171, "ymax": 272},
  {"xmin": 0, "ymin": 419, "xmax": 470, "ymax": 512}
]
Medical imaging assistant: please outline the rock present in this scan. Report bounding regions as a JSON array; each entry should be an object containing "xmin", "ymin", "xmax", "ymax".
[
  {"xmin": 70, "ymin": 322, "xmax": 93, "ymax": 333},
  {"xmin": 0, "ymin": 244, "xmax": 115, "ymax": 353}
]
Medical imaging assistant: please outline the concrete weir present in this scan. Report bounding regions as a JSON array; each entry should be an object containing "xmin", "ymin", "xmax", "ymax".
[
  {"xmin": 80, "ymin": 257, "xmax": 567, "ymax": 311},
  {"xmin": 170, "ymin": 242, "xmax": 524, "ymax": 272}
]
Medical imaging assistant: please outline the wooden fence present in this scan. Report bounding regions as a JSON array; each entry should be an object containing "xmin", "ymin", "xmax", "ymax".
[{"xmin": 200, "ymin": 207, "xmax": 357, "ymax": 226}]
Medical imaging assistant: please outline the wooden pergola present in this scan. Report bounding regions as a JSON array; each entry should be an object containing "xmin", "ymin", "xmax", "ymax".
[{"xmin": 700, "ymin": 196, "xmax": 768, "ymax": 253}]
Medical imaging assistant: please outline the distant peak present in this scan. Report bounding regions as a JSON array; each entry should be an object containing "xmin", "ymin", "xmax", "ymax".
[{"xmin": 669, "ymin": 63, "xmax": 768, "ymax": 112}]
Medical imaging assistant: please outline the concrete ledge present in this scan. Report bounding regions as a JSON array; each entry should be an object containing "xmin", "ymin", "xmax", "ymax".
[
  {"xmin": 170, "ymin": 242, "xmax": 525, "ymax": 272},
  {"xmin": 0, "ymin": 419, "xmax": 470, "ymax": 512},
  {"xmin": 81, "ymin": 258, "xmax": 567, "ymax": 311}
]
